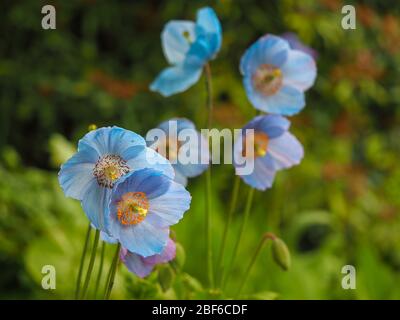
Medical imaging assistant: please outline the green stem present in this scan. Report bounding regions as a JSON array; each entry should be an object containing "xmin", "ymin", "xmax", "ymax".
[
  {"xmin": 222, "ymin": 187, "xmax": 255, "ymax": 289},
  {"xmin": 204, "ymin": 62, "xmax": 214, "ymax": 288},
  {"xmin": 235, "ymin": 233, "xmax": 276, "ymax": 298},
  {"xmin": 80, "ymin": 229, "xmax": 100, "ymax": 299},
  {"xmin": 104, "ymin": 243, "xmax": 121, "ymax": 300},
  {"xmin": 75, "ymin": 223, "xmax": 92, "ymax": 300},
  {"xmin": 217, "ymin": 175, "xmax": 240, "ymax": 287},
  {"xmin": 94, "ymin": 241, "xmax": 106, "ymax": 299}
]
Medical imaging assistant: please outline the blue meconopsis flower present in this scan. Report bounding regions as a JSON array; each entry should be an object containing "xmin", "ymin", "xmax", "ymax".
[
  {"xmin": 58, "ymin": 126, "xmax": 174, "ymax": 231},
  {"xmin": 150, "ymin": 7, "xmax": 222, "ymax": 97},
  {"xmin": 120, "ymin": 238, "xmax": 176, "ymax": 278},
  {"xmin": 240, "ymin": 35, "xmax": 317, "ymax": 115},
  {"xmin": 107, "ymin": 168, "xmax": 191, "ymax": 257},
  {"xmin": 233, "ymin": 115, "xmax": 303, "ymax": 191},
  {"xmin": 147, "ymin": 118, "xmax": 209, "ymax": 186}
]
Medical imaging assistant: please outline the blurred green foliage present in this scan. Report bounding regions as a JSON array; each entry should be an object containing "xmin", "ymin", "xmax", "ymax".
[{"xmin": 1, "ymin": 0, "xmax": 400, "ymax": 299}]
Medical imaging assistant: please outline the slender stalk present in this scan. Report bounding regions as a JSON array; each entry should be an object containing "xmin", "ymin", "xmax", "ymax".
[
  {"xmin": 222, "ymin": 187, "xmax": 255, "ymax": 289},
  {"xmin": 217, "ymin": 175, "xmax": 240, "ymax": 287},
  {"xmin": 94, "ymin": 241, "xmax": 106, "ymax": 299},
  {"xmin": 104, "ymin": 243, "xmax": 121, "ymax": 300},
  {"xmin": 235, "ymin": 233, "xmax": 276, "ymax": 298},
  {"xmin": 80, "ymin": 229, "xmax": 100, "ymax": 299},
  {"xmin": 75, "ymin": 223, "xmax": 92, "ymax": 299},
  {"xmin": 204, "ymin": 62, "xmax": 214, "ymax": 288}
]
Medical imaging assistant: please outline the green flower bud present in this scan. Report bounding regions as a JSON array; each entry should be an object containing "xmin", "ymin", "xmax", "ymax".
[
  {"xmin": 271, "ymin": 237, "xmax": 291, "ymax": 271},
  {"xmin": 158, "ymin": 264, "xmax": 175, "ymax": 292}
]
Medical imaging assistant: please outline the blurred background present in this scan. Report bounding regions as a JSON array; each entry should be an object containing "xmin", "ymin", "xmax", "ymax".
[{"xmin": 1, "ymin": 0, "xmax": 400, "ymax": 299}]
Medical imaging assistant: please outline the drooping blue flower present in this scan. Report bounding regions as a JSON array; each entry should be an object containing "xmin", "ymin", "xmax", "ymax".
[
  {"xmin": 233, "ymin": 115, "xmax": 303, "ymax": 191},
  {"xmin": 120, "ymin": 238, "xmax": 176, "ymax": 278},
  {"xmin": 150, "ymin": 7, "xmax": 222, "ymax": 97},
  {"xmin": 107, "ymin": 168, "xmax": 191, "ymax": 257},
  {"xmin": 147, "ymin": 118, "xmax": 209, "ymax": 186},
  {"xmin": 240, "ymin": 34, "xmax": 317, "ymax": 115},
  {"xmin": 281, "ymin": 32, "xmax": 318, "ymax": 60},
  {"xmin": 58, "ymin": 126, "xmax": 174, "ymax": 231}
]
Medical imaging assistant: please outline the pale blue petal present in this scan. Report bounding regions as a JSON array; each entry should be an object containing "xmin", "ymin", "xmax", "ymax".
[
  {"xmin": 195, "ymin": 7, "xmax": 222, "ymax": 58},
  {"xmin": 126, "ymin": 147, "xmax": 174, "ymax": 179},
  {"xmin": 120, "ymin": 248, "xmax": 154, "ymax": 278},
  {"xmin": 240, "ymin": 35, "xmax": 289, "ymax": 75},
  {"xmin": 281, "ymin": 49, "xmax": 317, "ymax": 91},
  {"xmin": 174, "ymin": 169, "xmax": 188, "ymax": 186},
  {"xmin": 147, "ymin": 180, "xmax": 191, "ymax": 227},
  {"xmin": 150, "ymin": 64, "xmax": 203, "ymax": 97},
  {"xmin": 119, "ymin": 221, "xmax": 169, "ymax": 257},
  {"xmin": 244, "ymin": 75, "xmax": 305, "ymax": 115},
  {"xmin": 243, "ymin": 115, "xmax": 290, "ymax": 139},
  {"xmin": 268, "ymin": 132, "xmax": 304, "ymax": 170},
  {"xmin": 82, "ymin": 184, "xmax": 112, "ymax": 231},
  {"xmin": 112, "ymin": 169, "xmax": 171, "ymax": 201},
  {"xmin": 78, "ymin": 126, "xmax": 145, "ymax": 156},
  {"xmin": 237, "ymin": 156, "xmax": 276, "ymax": 191},
  {"xmin": 145, "ymin": 238, "xmax": 176, "ymax": 265},
  {"xmin": 162, "ymin": 21, "xmax": 196, "ymax": 65},
  {"xmin": 58, "ymin": 146, "xmax": 96, "ymax": 200}
]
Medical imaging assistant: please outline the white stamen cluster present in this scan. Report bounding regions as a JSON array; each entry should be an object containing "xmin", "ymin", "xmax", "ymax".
[{"xmin": 93, "ymin": 154, "xmax": 129, "ymax": 188}]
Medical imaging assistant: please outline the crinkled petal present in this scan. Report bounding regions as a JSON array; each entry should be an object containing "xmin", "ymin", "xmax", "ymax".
[
  {"xmin": 120, "ymin": 248, "xmax": 153, "ymax": 278},
  {"xmin": 118, "ymin": 221, "xmax": 169, "ymax": 257},
  {"xmin": 145, "ymin": 238, "xmax": 176, "ymax": 265},
  {"xmin": 243, "ymin": 115, "xmax": 290, "ymax": 139},
  {"xmin": 58, "ymin": 145, "xmax": 96, "ymax": 200},
  {"xmin": 281, "ymin": 49, "xmax": 317, "ymax": 91},
  {"xmin": 173, "ymin": 169, "xmax": 188, "ymax": 186},
  {"xmin": 112, "ymin": 169, "xmax": 171, "ymax": 201},
  {"xmin": 126, "ymin": 147, "xmax": 174, "ymax": 179},
  {"xmin": 82, "ymin": 184, "xmax": 112, "ymax": 231},
  {"xmin": 244, "ymin": 75, "xmax": 305, "ymax": 115},
  {"xmin": 237, "ymin": 155, "xmax": 276, "ymax": 191},
  {"xmin": 148, "ymin": 180, "xmax": 191, "ymax": 227},
  {"xmin": 195, "ymin": 7, "xmax": 222, "ymax": 58},
  {"xmin": 240, "ymin": 35, "xmax": 289, "ymax": 75},
  {"xmin": 162, "ymin": 21, "xmax": 196, "ymax": 65},
  {"xmin": 268, "ymin": 132, "xmax": 304, "ymax": 170},
  {"xmin": 150, "ymin": 64, "xmax": 203, "ymax": 97},
  {"xmin": 78, "ymin": 126, "xmax": 146, "ymax": 157}
]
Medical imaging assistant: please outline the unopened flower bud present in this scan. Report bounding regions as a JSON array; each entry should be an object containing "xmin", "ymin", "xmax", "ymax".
[{"xmin": 271, "ymin": 237, "xmax": 291, "ymax": 271}]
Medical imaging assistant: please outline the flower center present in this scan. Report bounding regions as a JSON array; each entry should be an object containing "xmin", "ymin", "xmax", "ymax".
[
  {"xmin": 182, "ymin": 30, "xmax": 192, "ymax": 43},
  {"xmin": 253, "ymin": 64, "xmax": 283, "ymax": 96},
  {"xmin": 242, "ymin": 131, "xmax": 269, "ymax": 158},
  {"xmin": 117, "ymin": 192, "xmax": 149, "ymax": 225},
  {"xmin": 93, "ymin": 154, "xmax": 130, "ymax": 188}
]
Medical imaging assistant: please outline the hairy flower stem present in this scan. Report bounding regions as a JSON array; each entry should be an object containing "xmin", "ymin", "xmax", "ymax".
[
  {"xmin": 204, "ymin": 62, "xmax": 214, "ymax": 288},
  {"xmin": 222, "ymin": 187, "xmax": 255, "ymax": 289},
  {"xmin": 81, "ymin": 229, "xmax": 100, "ymax": 299},
  {"xmin": 94, "ymin": 241, "xmax": 106, "ymax": 299},
  {"xmin": 217, "ymin": 175, "xmax": 240, "ymax": 287},
  {"xmin": 235, "ymin": 233, "xmax": 277, "ymax": 298},
  {"xmin": 75, "ymin": 223, "xmax": 92, "ymax": 300},
  {"xmin": 104, "ymin": 243, "xmax": 121, "ymax": 300}
]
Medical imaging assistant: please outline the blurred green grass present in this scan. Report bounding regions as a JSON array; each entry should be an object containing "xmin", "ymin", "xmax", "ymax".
[{"xmin": 1, "ymin": 0, "xmax": 400, "ymax": 299}]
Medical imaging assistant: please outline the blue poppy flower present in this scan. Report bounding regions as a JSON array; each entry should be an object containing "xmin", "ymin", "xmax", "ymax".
[
  {"xmin": 240, "ymin": 34, "xmax": 317, "ymax": 115},
  {"xmin": 120, "ymin": 238, "xmax": 176, "ymax": 278},
  {"xmin": 147, "ymin": 118, "xmax": 209, "ymax": 186},
  {"xmin": 58, "ymin": 126, "xmax": 174, "ymax": 231},
  {"xmin": 233, "ymin": 115, "xmax": 303, "ymax": 191},
  {"xmin": 150, "ymin": 7, "xmax": 222, "ymax": 97},
  {"xmin": 107, "ymin": 168, "xmax": 191, "ymax": 257}
]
